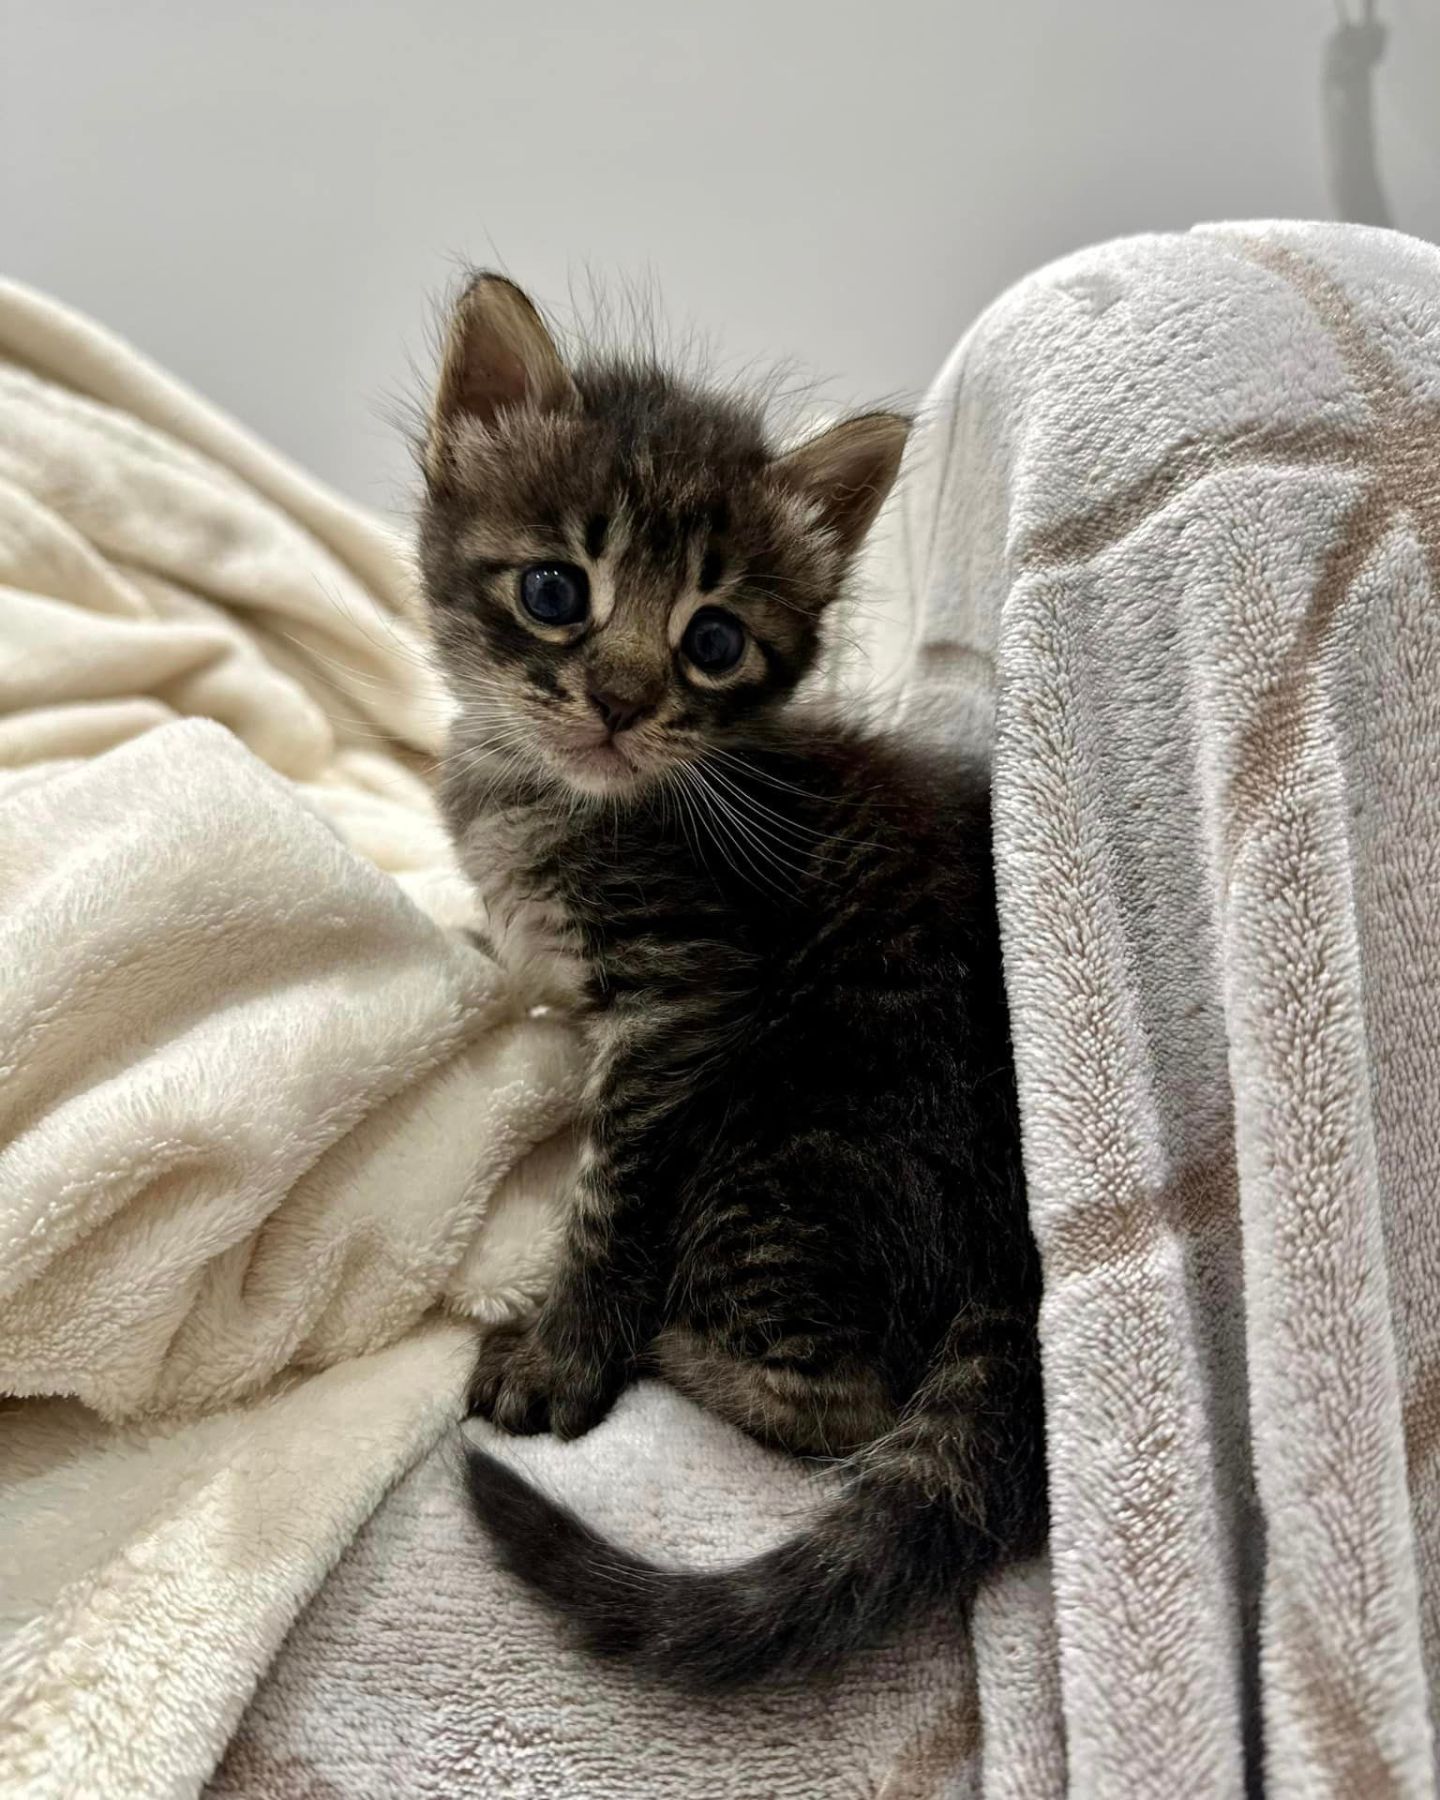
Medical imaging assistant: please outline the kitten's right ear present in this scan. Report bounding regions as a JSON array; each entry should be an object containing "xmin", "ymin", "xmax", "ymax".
[
  {"xmin": 769, "ymin": 411, "xmax": 909, "ymax": 561},
  {"xmin": 425, "ymin": 273, "xmax": 576, "ymax": 486}
]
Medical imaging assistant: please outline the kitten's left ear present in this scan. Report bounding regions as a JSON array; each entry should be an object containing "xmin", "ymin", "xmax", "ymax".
[
  {"xmin": 770, "ymin": 412, "xmax": 909, "ymax": 560},
  {"xmin": 425, "ymin": 271, "xmax": 577, "ymax": 487}
]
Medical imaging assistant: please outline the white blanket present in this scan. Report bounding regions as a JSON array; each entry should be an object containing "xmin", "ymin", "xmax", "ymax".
[
  {"xmin": 0, "ymin": 281, "xmax": 582, "ymax": 1796},
  {"xmin": 889, "ymin": 218, "xmax": 1440, "ymax": 1792}
]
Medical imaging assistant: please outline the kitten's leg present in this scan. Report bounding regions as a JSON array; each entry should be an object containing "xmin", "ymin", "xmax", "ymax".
[
  {"xmin": 469, "ymin": 1010, "xmax": 676, "ymax": 1440},
  {"xmin": 468, "ymin": 1149, "xmax": 659, "ymax": 1438},
  {"xmin": 653, "ymin": 1324, "xmax": 896, "ymax": 1457},
  {"xmin": 654, "ymin": 1151, "xmax": 902, "ymax": 1456}
]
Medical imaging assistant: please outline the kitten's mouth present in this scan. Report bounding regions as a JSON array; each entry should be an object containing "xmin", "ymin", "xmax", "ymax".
[{"xmin": 548, "ymin": 730, "xmax": 649, "ymax": 796}]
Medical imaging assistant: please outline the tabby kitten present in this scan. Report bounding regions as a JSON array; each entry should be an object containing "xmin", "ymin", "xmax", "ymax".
[{"xmin": 420, "ymin": 274, "xmax": 1046, "ymax": 1689}]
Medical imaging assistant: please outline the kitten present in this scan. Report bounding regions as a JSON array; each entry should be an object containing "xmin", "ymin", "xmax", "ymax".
[{"xmin": 420, "ymin": 273, "xmax": 1046, "ymax": 1688}]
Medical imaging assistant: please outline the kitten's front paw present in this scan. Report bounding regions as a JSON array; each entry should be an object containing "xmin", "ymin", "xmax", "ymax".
[{"xmin": 467, "ymin": 1316, "xmax": 624, "ymax": 1440}]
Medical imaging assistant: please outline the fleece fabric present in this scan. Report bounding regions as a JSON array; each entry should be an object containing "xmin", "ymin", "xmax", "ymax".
[{"xmin": 0, "ymin": 280, "xmax": 580, "ymax": 1798}]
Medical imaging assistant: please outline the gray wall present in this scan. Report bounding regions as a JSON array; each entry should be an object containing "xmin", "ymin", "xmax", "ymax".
[{"xmin": 5, "ymin": 1, "xmax": 1436, "ymax": 513}]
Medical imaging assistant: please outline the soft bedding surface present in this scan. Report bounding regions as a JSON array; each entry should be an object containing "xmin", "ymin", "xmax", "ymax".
[{"xmin": 0, "ymin": 280, "xmax": 580, "ymax": 1797}]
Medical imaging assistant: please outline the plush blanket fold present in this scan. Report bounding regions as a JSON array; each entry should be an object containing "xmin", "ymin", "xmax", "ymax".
[{"xmin": 0, "ymin": 281, "xmax": 581, "ymax": 1798}]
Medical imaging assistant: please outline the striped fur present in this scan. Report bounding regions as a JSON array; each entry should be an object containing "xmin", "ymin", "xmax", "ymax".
[{"xmin": 420, "ymin": 274, "xmax": 1046, "ymax": 1686}]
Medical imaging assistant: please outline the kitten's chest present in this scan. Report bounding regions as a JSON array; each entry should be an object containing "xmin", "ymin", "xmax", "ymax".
[
  {"xmin": 457, "ymin": 793, "xmax": 770, "ymax": 1013},
  {"xmin": 458, "ymin": 805, "xmax": 589, "ymax": 1008}
]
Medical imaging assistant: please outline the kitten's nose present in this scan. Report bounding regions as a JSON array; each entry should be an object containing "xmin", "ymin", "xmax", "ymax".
[{"xmin": 587, "ymin": 688, "xmax": 651, "ymax": 734}]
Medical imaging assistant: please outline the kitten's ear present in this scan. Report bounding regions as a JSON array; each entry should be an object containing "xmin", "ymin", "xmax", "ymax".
[
  {"xmin": 770, "ymin": 412, "xmax": 909, "ymax": 560},
  {"xmin": 426, "ymin": 272, "xmax": 576, "ymax": 484}
]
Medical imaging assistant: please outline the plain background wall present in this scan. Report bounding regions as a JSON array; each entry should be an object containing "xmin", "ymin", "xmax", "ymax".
[{"xmin": 5, "ymin": 1, "xmax": 1437, "ymax": 516}]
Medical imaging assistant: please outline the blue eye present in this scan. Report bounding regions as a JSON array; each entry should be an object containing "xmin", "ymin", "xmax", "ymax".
[
  {"xmin": 682, "ymin": 607, "xmax": 746, "ymax": 674},
  {"xmin": 519, "ymin": 563, "xmax": 589, "ymax": 626}
]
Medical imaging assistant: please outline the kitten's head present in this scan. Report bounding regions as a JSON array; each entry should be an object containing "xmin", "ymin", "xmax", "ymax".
[{"xmin": 419, "ymin": 273, "xmax": 907, "ymax": 800}]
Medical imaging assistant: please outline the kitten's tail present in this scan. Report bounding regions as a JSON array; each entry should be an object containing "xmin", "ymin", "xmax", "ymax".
[{"xmin": 463, "ymin": 1352, "xmax": 1045, "ymax": 1689}]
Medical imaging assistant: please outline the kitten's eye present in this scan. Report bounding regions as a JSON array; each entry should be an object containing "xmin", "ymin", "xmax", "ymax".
[
  {"xmin": 519, "ymin": 563, "xmax": 589, "ymax": 626},
  {"xmin": 682, "ymin": 607, "xmax": 747, "ymax": 675}
]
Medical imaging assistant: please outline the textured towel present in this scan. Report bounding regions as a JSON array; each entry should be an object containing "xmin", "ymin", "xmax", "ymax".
[
  {"xmin": 214, "ymin": 221, "xmax": 1439, "ymax": 1798},
  {"xmin": 0, "ymin": 283, "xmax": 583, "ymax": 1798},
  {"xmin": 212, "ymin": 1383, "xmax": 984, "ymax": 1800},
  {"xmin": 888, "ymin": 217, "xmax": 1439, "ymax": 1793}
]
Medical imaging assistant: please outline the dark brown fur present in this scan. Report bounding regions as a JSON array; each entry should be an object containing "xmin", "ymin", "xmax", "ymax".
[{"xmin": 419, "ymin": 274, "xmax": 1046, "ymax": 1688}]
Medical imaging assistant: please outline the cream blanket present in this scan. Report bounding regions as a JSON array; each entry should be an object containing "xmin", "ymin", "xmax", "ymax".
[{"xmin": 0, "ymin": 281, "xmax": 582, "ymax": 1796}]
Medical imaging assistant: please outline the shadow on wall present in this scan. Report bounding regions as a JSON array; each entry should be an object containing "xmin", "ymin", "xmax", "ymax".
[{"xmin": 1324, "ymin": 0, "xmax": 1394, "ymax": 227}]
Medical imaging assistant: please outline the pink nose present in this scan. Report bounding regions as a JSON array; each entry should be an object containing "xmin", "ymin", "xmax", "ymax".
[{"xmin": 587, "ymin": 689, "xmax": 651, "ymax": 734}]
